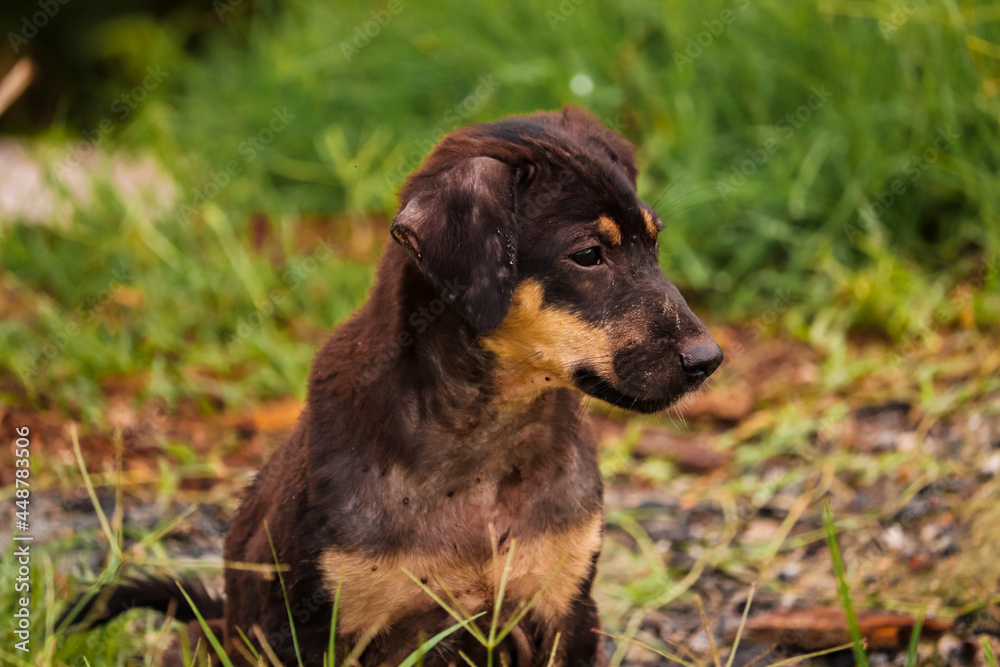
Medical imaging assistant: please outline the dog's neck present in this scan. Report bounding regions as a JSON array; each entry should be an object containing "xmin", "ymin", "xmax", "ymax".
[{"xmin": 309, "ymin": 249, "xmax": 584, "ymax": 486}]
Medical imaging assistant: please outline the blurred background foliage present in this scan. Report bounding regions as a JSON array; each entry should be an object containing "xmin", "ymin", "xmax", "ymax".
[{"xmin": 1, "ymin": 0, "xmax": 999, "ymax": 417}]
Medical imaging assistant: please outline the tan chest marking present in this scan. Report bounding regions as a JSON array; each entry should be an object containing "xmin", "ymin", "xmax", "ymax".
[{"xmin": 318, "ymin": 513, "xmax": 603, "ymax": 638}]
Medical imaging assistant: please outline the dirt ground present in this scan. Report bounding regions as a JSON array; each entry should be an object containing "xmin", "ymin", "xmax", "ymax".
[{"xmin": 2, "ymin": 325, "xmax": 999, "ymax": 666}]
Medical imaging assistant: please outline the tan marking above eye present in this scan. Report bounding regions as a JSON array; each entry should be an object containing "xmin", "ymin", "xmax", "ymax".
[
  {"xmin": 642, "ymin": 209, "xmax": 660, "ymax": 240},
  {"xmin": 597, "ymin": 215, "xmax": 622, "ymax": 246},
  {"xmin": 317, "ymin": 513, "xmax": 603, "ymax": 640},
  {"xmin": 479, "ymin": 280, "xmax": 616, "ymax": 403}
]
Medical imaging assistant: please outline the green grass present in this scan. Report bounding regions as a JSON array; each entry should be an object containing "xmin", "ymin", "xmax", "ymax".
[
  {"xmin": 2, "ymin": 0, "xmax": 1000, "ymax": 414},
  {"xmin": 7, "ymin": 430, "xmax": 484, "ymax": 667},
  {"xmin": 823, "ymin": 504, "xmax": 938, "ymax": 667},
  {"xmin": 984, "ymin": 637, "xmax": 999, "ymax": 667},
  {"xmin": 2, "ymin": 1, "xmax": 1000, "ymax": 665},
  {"xmin": 824, "ymin": 502, "xmax": 869, "ymax": 667},
  {"xmin": 145, "ymin": 0, "xmax": 1000, "ymax": 330}
]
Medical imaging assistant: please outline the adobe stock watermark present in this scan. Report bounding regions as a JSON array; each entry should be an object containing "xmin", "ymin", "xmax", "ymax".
[
  {"xmin": 56, "ymin": 398, "xmax": 179, "ymax": 510},
  {"xmin": 177, "ymin": 107, "xmax": 295, "ymax": 223},
  {"xmin": 715, "ymin": 84, "xmax": 834, "ymax": 200},
  {"xmin": 878, "ymin": 0, "xmax": 927, "ymax": 38},
  {"xmin": 516, "ymin": 141, "xmax": 623, "ymax": 221},
  {"xmin": 54, "ymin": 66, "xmax": 169, "ymax": 176},
  {"xmin": 121, "ymin": 397, "xmax": 174, "ymax": 451},
  {"xmin": 954, "ymin": 253, "xmax": 1000, "ymax": 302},
  {"xmin": 13, "ymin": 267, "xmax": 135, "ymax": 383},
  {"xmin": 884, "ymin": 254, "xmax": 998, "ymax": 370},
  {"xmin": 546, "ymin": 0, "xmax": 588, "ymax": 30},
  {"xmin": 339, "ymin": 0, "xmax": 403, "ymax": 63},
  {"xmin": 222, "ymin": 236, "xmax": 336, "ymax": 351},
  {"xmin": 673, "ymin": 0, "xmax": 751, "ymax": 71},
  {"xmin": 854, "ymin": 476, "xmax": 958, "ymax": 568},
  {"xmin": 599, "ymin": 114, "xmax": 627, "ymax": 134},
  {"xmin": 844, "ymin": 126, "xmax": 958, "ymax": 245},
  {"xmin": 352, "ymin": 278, "xmax": 470, "ymax": 389},
  {"xmin": 734, "ymin": 471, "xmax": 803, "ymax": 524},
  {"xmin": 385, "ymin": 74, "xmax": 500, "ymax": 189},
  {"xmin": 521, "ymin": 169, "xmax": 574, "ymax": 222},
  {"xmin": 213, "ymin": 0, "xmax": 247, "ymax": 21},
  {"xmin": 724, "ymin": 287, "xmax": 799, "ymax": 360},
  {"xmin": 7, "ymin": 0, "xmax": 72, "ymax": 53}
]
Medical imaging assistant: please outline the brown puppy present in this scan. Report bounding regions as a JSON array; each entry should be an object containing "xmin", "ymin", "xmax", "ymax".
[{"xmin": 63, "ymin": 107, "xmax": 722, "ymax": 666}]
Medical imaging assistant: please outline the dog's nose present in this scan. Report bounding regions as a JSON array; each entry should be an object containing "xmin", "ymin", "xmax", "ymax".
[{"xmin": 680, "ymin": 343, "xmax": 724, "ymax": 381}]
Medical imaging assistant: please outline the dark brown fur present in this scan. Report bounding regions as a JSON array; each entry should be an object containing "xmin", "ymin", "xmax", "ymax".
[{"xmin": 62, "ymin": 107, "xmax": 722, "ymax": 666}]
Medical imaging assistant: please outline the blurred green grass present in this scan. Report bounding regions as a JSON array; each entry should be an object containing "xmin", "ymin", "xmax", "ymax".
[
  {"xmin": 4, "ymin": 4, "xmax": 1000, "ymax": 664},
  {"xmin": 2, "ymin": 0, "xmax": 999, "ymax": 414}
]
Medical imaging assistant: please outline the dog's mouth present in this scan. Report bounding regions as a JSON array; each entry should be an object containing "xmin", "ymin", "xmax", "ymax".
[{"xmin": 571, "ymin": 368, "xmax": 681, "ymax": 414}]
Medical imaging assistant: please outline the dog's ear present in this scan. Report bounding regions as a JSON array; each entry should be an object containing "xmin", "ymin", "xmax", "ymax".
[{"xmin": 390, "ymin": 156, "xmax": 519, "ymax": 333}]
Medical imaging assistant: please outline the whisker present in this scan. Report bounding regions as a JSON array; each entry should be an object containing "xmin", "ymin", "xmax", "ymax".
[
  {"xmin": 658, "ymin": 195, "xmax": 718, "ymax": 221},
  {"xmin": 651, "ymin": 169, "xmax": 693, "ymax": 211},
  {"xmin": 655, "ymin": 182, "xmax": 719, "ymax": 216},
  {"xmin": 571, "ymin": 395, "xmax": 592, "ymax": 441},
  {"xmin": 571, "ymin": 356, "xmax": 615, "ymax": 365},
  {"xmin": 622, "ymin": 407, "xmax": 645, "ymax": 424},
  {"xmin": 496, "ymin": 350, "xmax": 544, "ymax": 379}
]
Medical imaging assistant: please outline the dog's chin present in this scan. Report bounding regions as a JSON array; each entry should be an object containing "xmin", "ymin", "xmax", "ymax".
[{"xmin": 571, "ymin": 368, "xmax": 682, "ymax": 414}]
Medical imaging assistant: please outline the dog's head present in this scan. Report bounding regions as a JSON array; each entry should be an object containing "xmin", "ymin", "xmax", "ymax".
[{"xmin": 390, "ymin": 106, "xmax": 722, "ymax": 413}]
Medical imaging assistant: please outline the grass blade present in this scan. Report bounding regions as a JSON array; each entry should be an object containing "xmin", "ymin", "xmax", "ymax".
[
  {"xmin": 255, "ymin": 625, "xmax": 288, "ymax": 667},
  {"xmin": 71, "ymin": 424, "xmax": 120, "ymax": 559},
  {"xmin": 742, "ymin": 643, "xmax": 777, "ymax": 667},
  {"xmin": 497, "ymin": 552, "xmax": 565, "ymax": 642},
  {"xmin": 326, "ymin": 567, "xmax": 343, "ymax": 667},
  {"xmin": 823, "ymin": 501, "xmax": 869, "ymax": 667},
  {"xmin": 397, "ymin": 612, "xmax": 486, "ymax": 667},
  {"xmin": 404, "ymin": 569, "xmax": 488, "ymax": 646},
  {"xmin": 177, "ymin": 583, "xmax": 235, "ymax": 667},
  {"xmin": 983, "ymin": 638, "xmax": 998, "ymax": 667},
  {"xmin": 546, "ymin": 633, "xmax": 561, "ymax": 667},
  {"xmin": 904, "ymin": 609, "xmax": 925, "ymax": 667},
  {"xmin": 489, "ymin": 534, "xmax": 517, "ymax": 649},
  {"xmin": 0, "ymin": 649, "xmax": 33, "ymax": 667},
  {"xmin": 179, "ymin": 625, "xmax": 193, "ymax": 666},
  {"xmin": 768, "ymin": 641, "xmax": 859, "ymax": 667},
  {"xmin": 594, "ymin": 630, "xmax": 698, "ymax": 667},
  {"xmin": 236, "ymin": 626, "xmax": 263, "ymax": 664},
  {"xmin": 265, "ymin": 521, "xmax": 304, "ymax": 667},
  {"xmin": 695, "ymin": 593, "xmax": 722, "ymax": 667},
  {"xmin": 725, "ymin": 582, "xmax": 755, "ymax": 667}
]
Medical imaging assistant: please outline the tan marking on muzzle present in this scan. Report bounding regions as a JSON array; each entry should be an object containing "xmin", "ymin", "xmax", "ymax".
[
  {"xmin": 597, "ymin": 215, "xmax": 622, "ymax": 246},
  {"xmin": 480, "ymin": 280, "xmax": 616, "ymax": 403}
]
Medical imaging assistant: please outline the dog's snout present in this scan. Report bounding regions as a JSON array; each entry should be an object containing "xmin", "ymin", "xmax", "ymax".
[{"xmin": 680, "ymin": 343, "xmax": 723, "ymax": 381}]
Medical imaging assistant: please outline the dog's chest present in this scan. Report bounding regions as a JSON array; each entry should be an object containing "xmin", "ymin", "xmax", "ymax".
[{"xmin": 318, "ymin": 508, "xmax": 602, "ymax": 639}]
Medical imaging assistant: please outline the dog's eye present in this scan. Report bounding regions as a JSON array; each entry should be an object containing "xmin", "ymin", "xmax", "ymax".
[{"xmin": 570, "ymin": 247, "xmax": 602, "ymax": 267}]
